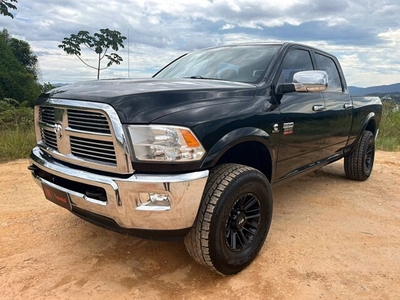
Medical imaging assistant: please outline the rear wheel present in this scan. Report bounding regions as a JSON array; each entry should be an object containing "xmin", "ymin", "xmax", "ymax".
[
  {"xmin": 184, "ymin": 163, "xmax": 273, "ymax": 275},
  {"xmin": 344, "ymin": 130, "xmax": 375, "ymax": 181}
]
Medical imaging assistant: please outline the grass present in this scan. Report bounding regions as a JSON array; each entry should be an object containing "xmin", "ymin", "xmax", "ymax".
[
  {"xmin": 0, "ymin": 127, "xmax": 36, "ymax": 162},
  {"xmin": 376, "ymin": 101, "xmax": 400, "ymax": 151},
  {"xmin": 0, "ymin": 104, "xmax": 36, "ymax": 162}
]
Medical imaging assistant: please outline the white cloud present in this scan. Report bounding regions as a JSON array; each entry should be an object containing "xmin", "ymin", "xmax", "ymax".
[
  {"xmin": 0, "ymin": 0, "xmax": 399, "ymax": 87},
  {"xmin": 378, "ymin": 28, "xmax": 400, "ymax": 46},
  {"xmin": 221, "ymin": 23, "xmax": 236, "ymax": 30}
]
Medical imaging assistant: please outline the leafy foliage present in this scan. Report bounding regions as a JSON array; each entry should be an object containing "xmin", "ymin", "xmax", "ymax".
[
  {"xmin": 41, "ymin": 82, "xmax": 57, "ymax": 93},
  {"xmin": 1, "ymin": 28, "xmax": 39, "ymax": 79},
  {"xmin": 59, "ymin": 28, "xmax": 126, "ymax": 79},
  {"xmin": 0, "ymin": 0, "xmax": 17, "ymax": 19},
  {"xmin": 0, "ymin": 33, "xmax": 41, "ymax": 106},
  {"xmin": 10, "ymin": 38, "xmax": 39, "ymax": 78},
  {"xmin": 0, "ymin": 98, "xmax": 33, "ymax": 130}
]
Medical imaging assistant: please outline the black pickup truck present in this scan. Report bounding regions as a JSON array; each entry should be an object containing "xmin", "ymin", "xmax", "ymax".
[{"xmin": 29, "ymin": 42, "xmax": 382, "ymax": 275}]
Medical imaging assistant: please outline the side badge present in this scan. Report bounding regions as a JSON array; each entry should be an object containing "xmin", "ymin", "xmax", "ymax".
[{"xmin": 283, "ymin": 122, "xmax": 294, "ymax": 135}]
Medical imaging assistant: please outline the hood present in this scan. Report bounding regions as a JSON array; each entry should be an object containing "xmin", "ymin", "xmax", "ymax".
[{"xmin": 38, "ymin": 78, "xmax": 257, "ymax": 123}]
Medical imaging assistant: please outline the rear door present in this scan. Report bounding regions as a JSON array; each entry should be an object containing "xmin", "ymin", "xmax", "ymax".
[{"xmin": 313, "ymin": 52, "xmax": 353, "ymax": 157}]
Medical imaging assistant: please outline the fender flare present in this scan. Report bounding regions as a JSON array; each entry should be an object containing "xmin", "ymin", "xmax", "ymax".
[
  {"xmin": 348, "ymin": 112, "xmax": 377, "ymax": 154},
  {"xmin": 359, "ymin": 112, "xmax": 377, "ymax": 138},
  {"xmin": 200, "ymin": 127, "xmax": 276, "ymax": 169}
]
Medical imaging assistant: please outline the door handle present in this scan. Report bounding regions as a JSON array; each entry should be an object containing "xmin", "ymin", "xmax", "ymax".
[
  {"xmin": 312, "ymin": 105, "xmax": 325, "ymax": 112},
  {"xmin": 343, "ymin": 103, "xmax": 353, "ymax": 109}
]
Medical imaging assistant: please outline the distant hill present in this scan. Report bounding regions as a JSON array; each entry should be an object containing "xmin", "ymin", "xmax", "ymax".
[{"xmin": 349, "ymin": 83, "xmax": 400, "ymax": 96}]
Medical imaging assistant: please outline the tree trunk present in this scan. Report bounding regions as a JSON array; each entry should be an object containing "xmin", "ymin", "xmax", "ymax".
[{"xmin": 97, "ymin": 53, "xmax": 101, "ymax": 79}]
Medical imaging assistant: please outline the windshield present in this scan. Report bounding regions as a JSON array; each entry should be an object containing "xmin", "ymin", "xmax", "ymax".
[{"xmin": 154, "ymin": 45, "xmax": 280, "ymax": 83}]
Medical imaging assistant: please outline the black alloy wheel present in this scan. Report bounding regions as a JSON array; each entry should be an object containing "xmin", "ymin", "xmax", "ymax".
[
  {"xmin": 225, "ymin": 193, "xmax": 261, "ymax": 252},
  {"xmin": 344, "ymin": 130, "xmax": 375, "ymax": 181}
]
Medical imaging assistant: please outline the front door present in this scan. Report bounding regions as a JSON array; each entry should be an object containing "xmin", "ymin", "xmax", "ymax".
[{"xmin": 273, "ymin": 48, "xmax": 327, "ymax": 180}]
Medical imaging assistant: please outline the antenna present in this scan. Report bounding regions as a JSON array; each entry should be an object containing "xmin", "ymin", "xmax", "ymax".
[{"xmin": 127, "ymin": 28, "xmax": 130, "ymax": 78}]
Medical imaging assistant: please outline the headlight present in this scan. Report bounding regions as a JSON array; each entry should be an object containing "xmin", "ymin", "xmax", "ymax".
[{"xmin": 126, "ymin": 125, "xmax": 205, "ymax": 162}]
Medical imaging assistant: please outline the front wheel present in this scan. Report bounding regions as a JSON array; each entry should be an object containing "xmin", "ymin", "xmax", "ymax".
[
  {"xmin": 184, "ymin": 164, "xmax": 273, "ymax": 275},
  {"xmin": 344, "ymin": 130, "xmax": 375, "ymax": 181}
]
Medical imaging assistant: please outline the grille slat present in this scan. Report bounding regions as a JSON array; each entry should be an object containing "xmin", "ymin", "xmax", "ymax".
[
  {"xmin": 70, "ymin": 136, "xmax": 116, "ymax": 164},
  {"xmin": 68, "ymin": 110, "xmax": 111, "ymax": 134},
  {"xmin": 39, "ymin": 107, "xmax": 55, "ymax": 124},
  {"xmin": 41, "ymin": 129, "xmax": 57, "ymax": 149},
  {"xmin": 70, "ymin": 151, "xmax": 117, "ymax": 163},
  {"xmin": 68, "ymin": 123, "xmax": 109, "ymax": 132},
  {"xmin": 70, "ymin": 140, "xmax": 115, "ymax": 157},
  {"xmin": 69, "ymin": 138, "xmax": 114, "ymax": 148}
]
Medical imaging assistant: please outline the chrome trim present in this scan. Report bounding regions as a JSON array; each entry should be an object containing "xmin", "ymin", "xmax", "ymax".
[
  {"xmin": 343, "ymin": 103, "xmax": 353, "ymax": 109},
  {"xmin": 375, "ymin": 129, "xmax": 380, "ymax": 141},
  {"xmin": 312, "ymin": 104, "xmax": 325, "ymax": 112},
  {"xmin": 30, "ymin": 147, "xmax": 209, "ymax": 230},
  {"xmin": 293, "ymin": 70, "xmax": 328, "ymax": 92},
  {"xmin": 35, "ymin": 99, "xmax": 133, "ymax": 174}
]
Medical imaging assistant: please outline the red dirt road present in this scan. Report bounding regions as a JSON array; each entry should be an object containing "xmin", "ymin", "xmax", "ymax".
[{"xmin": 1, "ymin": 151, "xmax": 399, "ymax": 299}]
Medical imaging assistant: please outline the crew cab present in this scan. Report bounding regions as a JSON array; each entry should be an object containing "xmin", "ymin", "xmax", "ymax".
[{"xmin": 29, "ymin": 42, "xmax": 382, "ymax": 275}]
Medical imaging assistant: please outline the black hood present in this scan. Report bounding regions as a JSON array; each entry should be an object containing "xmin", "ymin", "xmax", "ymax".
[{"xmin": 38, "ymin": 78, "xmax": 257, "ymax": 123}]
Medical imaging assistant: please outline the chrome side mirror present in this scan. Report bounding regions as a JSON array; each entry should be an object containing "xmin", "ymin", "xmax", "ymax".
[
  {"xmin": 293, "ymin": 70, "xmax": 328, "ymax": 92},
  {"xmin": 277, "ymin": 70, "xmax": 328, "ymax": 94}
]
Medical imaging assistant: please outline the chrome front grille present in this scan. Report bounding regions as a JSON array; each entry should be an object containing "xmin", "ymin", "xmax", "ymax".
[{"xmin": 35, "ymin": 99, "xmax": 133, "ymax": 174}]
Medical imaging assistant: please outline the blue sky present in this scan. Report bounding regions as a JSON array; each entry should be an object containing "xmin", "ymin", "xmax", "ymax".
[{"xmin": 1, "ymin": 0, "xmax": 399, "ymax": 87}]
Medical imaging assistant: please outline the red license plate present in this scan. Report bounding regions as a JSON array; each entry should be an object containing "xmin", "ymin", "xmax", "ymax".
[{"xmin": 42, "ymin": 184, "xmax": 72, "ymax": 211}]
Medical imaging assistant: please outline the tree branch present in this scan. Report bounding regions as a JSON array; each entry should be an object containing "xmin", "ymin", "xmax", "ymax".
[
  {"xmin": 74, "ymin": 54, "xmax": 97, "ymax": 70},
  {"xmin": 83, "ymin": 42, "xmax": 96, "ymax": 52},
  {"xmin": 99, "ymin": 48, "xmax": 108, "ymax": 61}
]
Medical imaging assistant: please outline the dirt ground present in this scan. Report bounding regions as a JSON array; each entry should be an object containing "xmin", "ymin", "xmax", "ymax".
[{"xmin": 1, "ymin": 151, "xmax": 399, "ymax": 300}]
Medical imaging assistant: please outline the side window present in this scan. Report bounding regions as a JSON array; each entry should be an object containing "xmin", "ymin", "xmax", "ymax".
[
  {"xmin": 279, "ymin": 49, "xmax": 313, "ymax": 84},
  {"xmin": 314, "ymin": 53, "xmax": 343, "ymax": 92}
]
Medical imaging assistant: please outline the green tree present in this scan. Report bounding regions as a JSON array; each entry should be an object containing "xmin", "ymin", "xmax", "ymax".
[
  {"xmin": 59, "ymin": 28, "xmax": 126, "ymax": 79},
  {"xmin": 0, "ymin": 37, "xmax": 41, "ymax": 106},
  {"xmin": 0, "ymin": 29, "xmax": 39, "ymax": 79},
  {"xmin": 9, "ymin": 38, "xmax": 38, "ymax": 78},
  {"xmin": 0, "ymin": 0, "xmax": 17, "ymax": 19}
]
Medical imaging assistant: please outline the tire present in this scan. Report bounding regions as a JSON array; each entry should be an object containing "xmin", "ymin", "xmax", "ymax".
[
  {"xmin": 344, "ymin": 130, "xmax": 375, "ymax": 181},
  {"xmin": 184, "ymin": 163, "xmax": 273, "ymax": 275}
]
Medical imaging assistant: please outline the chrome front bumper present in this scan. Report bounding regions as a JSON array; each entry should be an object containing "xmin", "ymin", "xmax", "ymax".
[{"xmin": 29, "ymin": 147, "xmax": 209, "ymax": 231}]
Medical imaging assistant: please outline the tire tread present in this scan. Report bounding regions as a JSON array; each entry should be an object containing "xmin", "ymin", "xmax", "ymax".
[
  {"xmin": 184, "ymin": 163, "xmax": 259, "ymax": 273},
  {"xmin": 344, "ymin": 131, "xmax": 374, "ymax": 181}
]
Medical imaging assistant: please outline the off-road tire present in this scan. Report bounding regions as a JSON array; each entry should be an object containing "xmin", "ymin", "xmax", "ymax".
[
  {"xmin": 344, "ymin": 130, "xmax": 375, "ymax": 181},
  {"xmin": 184, "ymin": 163, "xmax": 273, "ymax": 275}
]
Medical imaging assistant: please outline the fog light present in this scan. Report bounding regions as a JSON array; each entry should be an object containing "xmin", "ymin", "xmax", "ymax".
[
  {"xmin": 149, "ymin": 193, "xmax": 169, "ymax": 203},
  {"xmin": 136, "ymin": 193, "xmax": 171, "ymax": 211}
]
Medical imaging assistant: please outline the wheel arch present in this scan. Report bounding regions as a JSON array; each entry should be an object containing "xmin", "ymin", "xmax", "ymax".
[
  {"xmin": 200, "ymin": 127, "xmax": 276, "ymax": 182},
  {"xmin": 363, "ymin": 112, "xmax": 377, "ymax": 136},
  {"xmin": 346, "ymin": 112, "xmax": 377, "ymax": 156}
]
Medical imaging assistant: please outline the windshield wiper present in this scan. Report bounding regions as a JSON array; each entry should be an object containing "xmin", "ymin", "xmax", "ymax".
[{"xmin": 184, "ymin": 75, "xmax": 217, "ymax": 80}]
